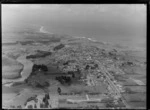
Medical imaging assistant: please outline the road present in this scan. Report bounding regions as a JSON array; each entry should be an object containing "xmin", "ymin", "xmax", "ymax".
[
  {"xmin": 95, "ymin": 60, "xmax": 129, "ymax": 108},
  {"xmin": 103, "ymin": 69, "xmax": 129, "ymax": 108}
]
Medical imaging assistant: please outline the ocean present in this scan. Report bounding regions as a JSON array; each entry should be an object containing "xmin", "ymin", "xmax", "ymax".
[
  {"xmin": 44, "ymin": 24, "xmax": 146, "ymax": 51},
  {"xmin": 2, "ymin": 22, "xmax": 146, "ymax": 52},
  {"xmin": 2, "ymin": 4, "xmax": 146, "ymax": 51}
]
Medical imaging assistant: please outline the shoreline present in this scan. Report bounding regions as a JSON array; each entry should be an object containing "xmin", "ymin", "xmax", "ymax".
[{"xmin": 40, "ymin": 26, "xmax": 146, "ymax": 52}]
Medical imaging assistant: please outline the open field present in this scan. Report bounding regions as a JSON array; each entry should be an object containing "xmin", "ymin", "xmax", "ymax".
[
  {"xmin": 122, "ymin": 93, "xmax": 146, "ymax": 102},
  {"xmin": 129, "ymin": 75, "xmax": 146, "ymax": 84},
  {"xmin": 59, "ymin": 84, "xmax": 108, "ymax": 94},
  {"xmin": 2, "ymin": 56, "xmax": 23, "ymax": 79},
  {"xmin": 127, "ymin": 102, "xmax": 146, "ymax": 108},
  {"xmin": 58, "ymin": 102, "xmax": 105, "ymax": 109},
  {"xmin": 123, "ymin": 85, "xmax": 146, "ymax": 93},
  {"xmin": 121, "ymin": 65, "xmax": 146, "ymax": 76}
]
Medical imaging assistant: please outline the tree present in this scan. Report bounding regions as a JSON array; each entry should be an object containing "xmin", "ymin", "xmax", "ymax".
[
  {"xmin": 85, "ymin": 65, "xmax": 90, "ymax": 70},
  {"xmin": 45, "ymin": 93, "xmax": 50, "ymax": 99},
  {"xmin": 34, "ymin": 104, "xmax": 37, "ymax": 108},
  {"xmin": 10, "ymin": 105, "xmax": 15, "ymax": 108},
  {"xmin": 44, "ymin": 100, "xmax": 49, "ymax": 108},
  {"xmin": 72, "ymin": 73, "xmax": 75, "ymax": 78},
  {"xmin": 57, "ymin": 87, "xmax": 61, "ymax": 95},
  {"xmin": 28, "ymin": 105, "xmax": 33, "ymax": 109},
  {"xmin": 105, "ymin": 102, "xmax": 115, "ymax": 108},
  {"xmin": 32, "ymin": 64, "xmax": 48, "ymax": 73},
  {"xmin": 40, "ymin": 103, "xmax": 46, "ymax": 108}
]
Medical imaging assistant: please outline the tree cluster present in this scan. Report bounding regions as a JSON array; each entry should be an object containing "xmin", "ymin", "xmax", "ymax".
[
  {"xmin": 53, "ymin": 44, "xmax": 65, "ymax": 51},
  {"xmin": 26, "ymin": 51, "xmax": 52, "ymax": 59},
  {"xmin": 25, "ymin": 74, "xmax": 49, "ymax": 88},
  {"xmin": 42, "ymin": 93, "xmax": 50, "ymax": 108},
  {"xmin": 26, "ymin": 78, "xmax": 49, "ymax": 88},
  {"xmin": 32, "ymin": 64, "xmax": 48, "ymax": 72},
  {"xmin": 55, "ymin": 76, "xmax": 72, "ymax": 85},
  {"xmin": 85, "ymin": 63, "xmax": 98, "ymax": 70}
]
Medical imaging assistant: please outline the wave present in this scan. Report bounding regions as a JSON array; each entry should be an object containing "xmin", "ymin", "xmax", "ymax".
[
  {"xmin": 87, "ymin": 37, "xmax": 97, "ymax": 42},
  {"xmin": 38, "ymin": 27, "xmax": 109, "ymax": 45},
  {"xmin": 73, "ymin": 36, "xmax": 109, "ymax": 45},
  {"xmin": 74, "ymin": 36, "xmax": 86, "ymax": 39},
  {"xmin": 39, "ymin": 26, "xmax": 53, "ymax": 34},
  {"xmin": 73, "ymin": 36, "xmax": 97, "ymax": 42}
]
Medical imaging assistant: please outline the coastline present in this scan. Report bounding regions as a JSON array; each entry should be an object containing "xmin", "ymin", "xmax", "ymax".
[{"xmin": 39, "ymin": 25, "xmax": 146, "ymax": 52}]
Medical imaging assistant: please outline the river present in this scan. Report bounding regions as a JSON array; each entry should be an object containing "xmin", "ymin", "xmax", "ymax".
[
  {"xmin": 2, "ymin": 54, "xmax": 34, "ymax": 108},
  {"xmin": 3, "ymin": 54, "xmax": 33, "ymax": 86},
  {"xmin": 17, "ymin": 55, "xmax": 33, "ymax": 81}
]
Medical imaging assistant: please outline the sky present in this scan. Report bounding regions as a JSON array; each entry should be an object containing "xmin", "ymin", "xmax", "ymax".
[{"xmin": 2, "ymin": 4, "xmax": 146, "ymax": 50}]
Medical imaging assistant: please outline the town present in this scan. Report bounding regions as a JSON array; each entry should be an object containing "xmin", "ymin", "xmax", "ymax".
[{"xmin": 22, "ymin": 42, "xmax": 145, "ymax": 109}]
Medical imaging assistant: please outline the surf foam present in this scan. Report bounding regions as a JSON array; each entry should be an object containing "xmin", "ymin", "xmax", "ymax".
[{"xmin": 39, "ymin": 26, "xmax": 53, "ymax": 34}]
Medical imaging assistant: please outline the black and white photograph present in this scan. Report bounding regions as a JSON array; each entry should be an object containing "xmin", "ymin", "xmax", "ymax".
[{"xmin": 2, "ymin": 4, "xmax": 146, "ymax": 109}]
